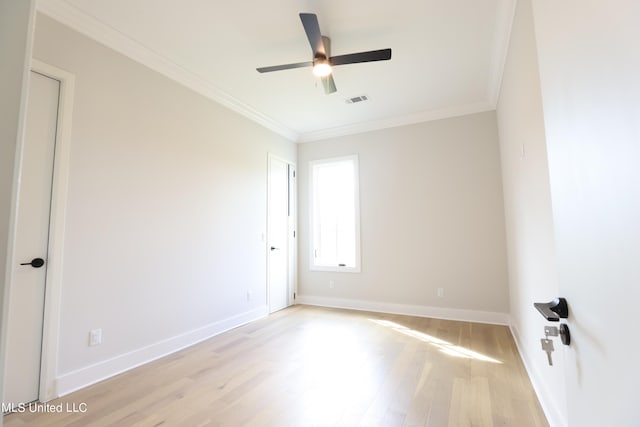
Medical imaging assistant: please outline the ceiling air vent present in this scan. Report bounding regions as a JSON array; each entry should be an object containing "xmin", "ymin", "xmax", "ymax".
[{"xmin": 345, "ymin": 95, "xmax": 369, "ymax": 104}]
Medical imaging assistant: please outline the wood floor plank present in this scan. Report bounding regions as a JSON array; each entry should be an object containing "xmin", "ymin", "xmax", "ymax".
[{"xmin": 4, "ymin": 305, "xmax": 548, "ymax": 427}]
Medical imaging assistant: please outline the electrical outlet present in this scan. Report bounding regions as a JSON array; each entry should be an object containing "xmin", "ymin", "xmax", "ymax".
[
  {"xmin": 329, "ymin": 280, "xmax": 335, "ymax": 289},
  {"xmin": 437, "ymin": 288, "xmax": 444, "ymax": 298},
  {"xmin": 89, "ymin": 329, "xmax": 102, "ymax": 346},
  {"xmin": 247, "ymin": 290, "xmax": 252, "ymax": 301}
]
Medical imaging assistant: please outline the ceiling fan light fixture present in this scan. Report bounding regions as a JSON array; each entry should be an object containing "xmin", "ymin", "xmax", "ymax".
[
  {"xmin": 312, "ymin": 60, "xmax": 332, "ymax": 77},
  {"xmin": 256, "ymin": 13, "xmax": 392, "ymax": 94}
]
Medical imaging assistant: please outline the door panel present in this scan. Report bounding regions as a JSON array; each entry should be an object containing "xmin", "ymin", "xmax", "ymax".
[
  {"xmin": 533, "ymin": 1, "xmax": 640, "ymax": 424},
  {"xmin": 5, "ymin": 71, "xmax": 59, "ymax": 405},
  {"xmin": 268, "ymin": 156, "xmax": 290, "ymax": 313}
]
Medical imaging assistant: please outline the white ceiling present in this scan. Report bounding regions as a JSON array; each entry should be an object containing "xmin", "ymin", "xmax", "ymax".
[{"xmin": 37, "ymin": 0, "xmax": 516, "ymax": 142}]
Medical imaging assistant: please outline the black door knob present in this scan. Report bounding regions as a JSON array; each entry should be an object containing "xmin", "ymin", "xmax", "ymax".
[
  {"xmin": 270, "ymin": 246, "xmax": 279, "ymax": 251},
  {"xmin": 20, "ymin": 258, "xmax": 45, "ymax": 268}
]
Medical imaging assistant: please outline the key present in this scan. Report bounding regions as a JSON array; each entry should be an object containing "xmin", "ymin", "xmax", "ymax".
[
  {"xmin": 544, "ymin": 326, "xmax": 558, "ymax": 339},
  {"xmin": 541, "ymin": 338, "xmax": 554, "ymax": 366}
]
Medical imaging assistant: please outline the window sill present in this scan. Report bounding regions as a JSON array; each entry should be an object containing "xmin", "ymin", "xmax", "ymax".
[{"xmin": 310, "ymin": 266, "xmax": 361, "ymax": 273}]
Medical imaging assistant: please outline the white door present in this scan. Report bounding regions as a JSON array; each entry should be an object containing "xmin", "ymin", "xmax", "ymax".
[
  {"xmin": 4, "ymin": 71, "xmax": 59, "ymax": 405},
  {"xmin": 268, "ymin": 156, "xmax": 292, "ymax": 313},
  {"xmin": 533, "ymin": 2, "xmax": 640, "ymax": 424}
]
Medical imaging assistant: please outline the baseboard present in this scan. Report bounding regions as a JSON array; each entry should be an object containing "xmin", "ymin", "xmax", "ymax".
[
  {"xmin": 296, "ymin": 295, "xmax": 510, "ymax": 325},
  {"xmin": 509, "ymin": 323, "xmax": 567, "ymax": 427},
  {"xmin": 55, "ymin": 305, "xmax": 268, "ymax": 397}
]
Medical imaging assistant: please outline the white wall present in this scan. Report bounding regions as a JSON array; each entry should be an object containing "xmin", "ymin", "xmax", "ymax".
[
  {"xmin": 495, "ymin": 0, "xmax": 566, "ymax": 424},
  {"xmin": 531, "ymin": 1, "xmax": 640, "ymax": 425},
  {"xmin": 31, "ymin": 14, "xmax": 295, "ymax": 393},
  {"xmin": 297, "ymin": 112, "xmax": 510, "ymax": 322}
]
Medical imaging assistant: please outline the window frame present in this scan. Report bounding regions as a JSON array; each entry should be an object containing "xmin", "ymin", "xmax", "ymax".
[{"xmin": 308, "ymin": 155, "xmax": 361, "ymax": 273}]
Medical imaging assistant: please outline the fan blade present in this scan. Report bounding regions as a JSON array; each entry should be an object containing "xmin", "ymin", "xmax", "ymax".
[
  {"xmin": 299, "ymin": 13, "xmax": 326, "ymax": 56},
  {"xmin": 329, "ymin": 48, "xmax": 392, "ymax": 66},
  {"xmin": 321, "ymin": 74, "xmax": 337, "ymax": 94},
  {"xmin": 256, "ymin": 61, "xmax": 313, "ymax": 73}
]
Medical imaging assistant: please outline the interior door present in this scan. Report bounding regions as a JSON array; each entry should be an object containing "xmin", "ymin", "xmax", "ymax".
[
  {"xmin": 4, "ymin": 71, "xmax": 59, "ymax": 406},
  {"xmin": 268, "ymin": 155, "xmax": 290, "ymax": 313},
  {"xmin": 533, "ymin": 1, "xmax": 640, "ymax": 424}
]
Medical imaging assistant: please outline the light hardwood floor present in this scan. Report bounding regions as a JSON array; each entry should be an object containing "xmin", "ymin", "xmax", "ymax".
[{"xmin": 4, "ymin": 305, "xmax": 548, "ymax": 426}]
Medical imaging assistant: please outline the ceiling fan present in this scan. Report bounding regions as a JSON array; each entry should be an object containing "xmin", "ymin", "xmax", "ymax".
[{"xmin": 256, "ymin": 13, "xmax": 392, "ymax": 94}]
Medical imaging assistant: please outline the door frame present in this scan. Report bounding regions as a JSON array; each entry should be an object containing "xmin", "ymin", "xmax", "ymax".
[
  {"xmin": 12, "ymin": 60, "xmax": 74, "ymax": 402},
  {"xmin": 266, "ymin": 153, "xmax": 296, "ymax": 312}
]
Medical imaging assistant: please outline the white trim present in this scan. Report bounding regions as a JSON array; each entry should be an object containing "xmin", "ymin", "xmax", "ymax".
[
  {"xmin": 36, "ymin": 0, "xmax": 298, "ymax": 142},
  {"xmin": 509, "ymin": 323, "xmax": 567, "ymax": 427},
  {"xmin": 36, "ymin": 0, "xmax": 506, "ymax": 145},
  {"xmin": 56, "ymin": 306, "xmax": 268, "ymax": 397},
  {"xmin": 297, "ymin": 102, "xmax": 495, "ymax": 143},
  {"xmin": 288, "ymin": 164, "xmax": 298, "ymax": 304},
  {"xmin": 487, "ymin": 0, "xmax": 518, "ymax": 106},
  {"xmin": 23, "ymin": 60, "xmax": 74, "ymax": 403},
  {"xmin": 297, "ymin": 295, "xmax": 510, "ymax": 325}
]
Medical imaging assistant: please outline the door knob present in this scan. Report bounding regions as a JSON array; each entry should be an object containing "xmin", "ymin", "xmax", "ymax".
[
  {"xmin": 20, "ymin": 257, "xmax": 45, "ymax": 268},
  {"xmin": 270, "ymin": 246, "xmax": 279, "ymax": 251}
]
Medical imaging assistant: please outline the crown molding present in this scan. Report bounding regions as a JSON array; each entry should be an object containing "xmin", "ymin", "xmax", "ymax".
[
  {"xmin": 487, "ymin": 0, "xmax": 517, "ymax": 106},
  {"xmin": 36, "ymin": 0, "xmax": 299, "ymax": 141},
  {"xmin": 36, "ymin": 0, "xmax": 511, "ymax": 144},
  {"xmin": 297, "ymin": 101, "xmax": 495, "ymax": 143}
]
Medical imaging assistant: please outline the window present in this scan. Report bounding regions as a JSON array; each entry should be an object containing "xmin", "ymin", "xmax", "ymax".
[{"xmin": 309, "ymin": 155, "xmax": 361, "ymax": 272}]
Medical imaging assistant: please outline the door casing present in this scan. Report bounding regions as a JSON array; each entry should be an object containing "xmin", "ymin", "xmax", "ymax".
[{"xmin": 6, "ymin": 60, "xmax": 75, "ymax": 402}]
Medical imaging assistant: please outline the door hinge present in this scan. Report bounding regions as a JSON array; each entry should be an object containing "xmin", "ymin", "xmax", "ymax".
[
  {"xmin": 294, "ymin": 292, "xmax": 296, "ymax": 300},
  {"xmin": 293, "ymin": 170, "xmax": 296, "ymax": 178},
  {"xmin": 293, "ymin": 230, "xmax": 296, "ymax": 238}
]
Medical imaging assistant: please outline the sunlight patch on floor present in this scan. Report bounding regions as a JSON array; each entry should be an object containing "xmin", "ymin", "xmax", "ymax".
[
  {"xmin": 369, "ymin": 319, "xmax": 502, "ymax": 364},
  {"xmin": 295, "ymin": 323, "xmax": 380, "ymax": 424}
]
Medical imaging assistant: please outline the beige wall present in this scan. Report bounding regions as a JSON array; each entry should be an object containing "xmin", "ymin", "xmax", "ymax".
[
  {"xmin": 31, "ymin": 14, "xmax": 295, "ymax": 393},
  {"xmin": 495, "ymin": 0, "xmax": 566, "ymax": 424},
  {"xmin": 297, "ymin": 112, "xmax": 509, "ymax": 318}
]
